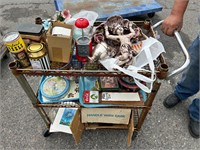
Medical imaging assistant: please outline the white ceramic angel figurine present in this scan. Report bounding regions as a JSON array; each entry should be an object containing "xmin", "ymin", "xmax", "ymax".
[{"xmin": 104, "ymin": 21, "xmax": 147, "ymax": 67}]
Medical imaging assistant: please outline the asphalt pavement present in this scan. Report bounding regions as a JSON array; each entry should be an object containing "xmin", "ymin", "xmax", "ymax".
[{"xmin": 0, "ymin": 0, "xmax": 200, "ymax": 149}]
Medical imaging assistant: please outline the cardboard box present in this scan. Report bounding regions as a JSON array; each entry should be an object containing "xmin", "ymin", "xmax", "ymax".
[
  {"xmin": 46, "ymin": 22, "xmax": 73, "ymax": 63},
  {"xmin": 81, "ymin": 108, "xmax": 131, "ymax": 124}
]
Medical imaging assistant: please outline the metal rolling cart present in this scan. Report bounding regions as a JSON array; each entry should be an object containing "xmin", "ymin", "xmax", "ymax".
[{"xmin": 8, "ymin": 20, "xmax": 190, "ymax": 147}]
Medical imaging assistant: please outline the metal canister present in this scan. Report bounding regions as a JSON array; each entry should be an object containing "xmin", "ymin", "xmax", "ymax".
[
  {"xmin": 3, "ymin": 31, "xmax": 31, "ymax": 68},
  {"xmin": 27, "ymin": 43, "xmax": 50, "ymax": 69}
]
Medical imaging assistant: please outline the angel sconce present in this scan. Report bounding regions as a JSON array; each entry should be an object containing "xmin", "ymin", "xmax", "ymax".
[{"xmin": 89, "ymin": 15, "xmax": 148, "ymax": 67}]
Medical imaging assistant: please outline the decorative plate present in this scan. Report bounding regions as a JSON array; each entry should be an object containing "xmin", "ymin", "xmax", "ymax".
[
  {"xmin": 120, "ymin": 76, "xmax": 135, "ymax": 85},
  {"xmin": 118, "ymin": 78, "xmax": 140, "ymax": 92},
  {"xmin": 41, "ymin": 76, "xmax": 70, "ymax": 100}
]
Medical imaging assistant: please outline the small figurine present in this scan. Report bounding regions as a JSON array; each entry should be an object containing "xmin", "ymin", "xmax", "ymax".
[
  {"xmin": 104, "ymin": 16, "xmax": 148, "ymax": 67},
  {"xmin": 89, "ymin": 15, "xmax": 148, "ymax": 67},
  {"xmin": 88, "ymin": 33, "xmax": 109, "ymax": 62},
  {"xmin": 104, "ymin": 21, "xmax": 137, "ymax": 66},
  {"xmin": 88, "ymin": 41, "xmax": 108, "ymax": 62}
]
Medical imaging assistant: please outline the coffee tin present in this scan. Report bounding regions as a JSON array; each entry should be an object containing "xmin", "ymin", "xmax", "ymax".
[
  {"xmin": 3, "ymin": 31, "xmax": 31, "ymax": 68},
  {"xmin": 27, "ymin": 43, "xmax": 50, "ymax": 69}
]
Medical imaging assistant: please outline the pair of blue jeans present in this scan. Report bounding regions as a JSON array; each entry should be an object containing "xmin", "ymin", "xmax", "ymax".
[{"xmin": 174, "ymin": 35, "xmax": 199, "ymax": 122}]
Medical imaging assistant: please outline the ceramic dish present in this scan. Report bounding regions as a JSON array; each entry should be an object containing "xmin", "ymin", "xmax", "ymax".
[
  {"xmin": 118, "ymin": 77, "xmax": 140, "ymax": 92},
  {"xmin": 120, "ymin": 76, "xmax": 135, "ymax": 85}
]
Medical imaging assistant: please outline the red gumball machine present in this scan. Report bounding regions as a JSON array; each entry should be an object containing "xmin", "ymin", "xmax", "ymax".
[{"xmin": 75, "ymin": 18, "xmax": 93, "ymax": 62}]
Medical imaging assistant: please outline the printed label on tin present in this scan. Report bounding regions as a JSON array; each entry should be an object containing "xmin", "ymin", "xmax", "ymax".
[
  {"xmin": 16, "ymin": 51, "xmax": 27, "ymax": 59},
  {"xmin": 40, "ymin": 55, "xmax": 50, "ymax": 69},
  {"xmin": 11, "ymin": 49, "xmax": 31, "ymax": 68},
  {"xmin": 30, "ymin": 55, "xmax": 50, "ymax": 70},
  {"xmin": 30, "ymin": 60, "xmax": 42, "ymax": 69},
  {"xmin": 20, "ymin": 59, "xmax": 31, "ymax": 68}
]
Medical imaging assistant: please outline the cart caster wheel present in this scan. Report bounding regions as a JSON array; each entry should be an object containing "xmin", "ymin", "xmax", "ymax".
[
  {"xmin": 43, "ymin": 129, "xmax": 52, "ymax": 137},
  {"xmin": 147, "ymin": 12, "xmax": 155, "ymax": 18},
  {"xmin": 132, "ymin": 131, "xmax": 138, "ymax": 140}
]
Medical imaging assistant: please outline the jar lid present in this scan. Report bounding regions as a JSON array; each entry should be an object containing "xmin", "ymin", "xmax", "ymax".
[{"xmin": 27, "ymin": 43, "xmax": 43, "ymax": 53}]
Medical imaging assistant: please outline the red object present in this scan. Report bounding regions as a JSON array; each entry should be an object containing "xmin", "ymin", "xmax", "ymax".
[
  {"xmin": 75, "ymin": 18, "xmax": 92, "ymax": 62},
  {"xmin": 83, "ymin": 90, "xmax": 90, "ymax": 103},
  {"xmin": 76, "ymin": 52, "xmax": 88, "ymax": 62},
  {"xmin": 75, "ymin": 18, "xmax": 89, "ymax": 29},
  {"xmin": 76, "ymin": 38, "xmax": 93, "ymax": 62}
]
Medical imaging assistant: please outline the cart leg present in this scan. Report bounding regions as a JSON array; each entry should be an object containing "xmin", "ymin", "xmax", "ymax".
[
  {"xmin": 127, "ymin": 110, "xmax": 134, "ymax": 147},
  {"xmin": 9, "ymin": 66, "xmax": 51, "ymax": 128},
  {"xmin": 132, "ymin": 131, "xmax": 138, "ymax": 140},
  {"xmin": 136, "ymin": 81, "xmax": 161, "ymax": 131}
]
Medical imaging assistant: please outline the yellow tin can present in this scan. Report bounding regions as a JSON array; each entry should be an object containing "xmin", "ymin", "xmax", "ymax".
[
  {"xmin": 3, "ymin": 32, "xmax": 31, "ymax": 68},
  {"xmin": 27, "ymin": 43, "xmax": 50, "ymax": 69},
  {"xmin": 3, "ymin": 31, "xmax": 26, "ymax": 53}
]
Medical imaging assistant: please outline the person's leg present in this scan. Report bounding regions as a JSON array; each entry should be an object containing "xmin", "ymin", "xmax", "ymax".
[
  {"xmin": 189, "ymin": 98, "xmax": 200, "ymax": 122},
  {"xmin": 188, "ymin": 98, "xmax": 200, "ymax": 138},
  {"xmin": 184, "ymin": 39, "xmax": 200, "ymax": 138},
  {"xmin": 163, "ymin": 36, "xmax": 199, "ymax": 108},
  {"xmin": 174, "ymin": 36, "xmax": 199, "ymax": 100},
  {"xmin": 164, "ymin": 36, "xmax": 200, "ymax": 138}
]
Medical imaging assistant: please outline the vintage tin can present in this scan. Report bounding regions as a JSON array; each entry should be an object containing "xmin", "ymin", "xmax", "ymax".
[
  {"xmin": 3, "ymin": 31, "xmax": 31, "ymax": 68},
  {"xmin": 27, "ymin": 43, "xmax": 50, "ymax": 69}
]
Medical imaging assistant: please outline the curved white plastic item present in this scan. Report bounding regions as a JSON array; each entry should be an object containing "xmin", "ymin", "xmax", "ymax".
[
  {"xmin": 152, "ymin": 20, "xmax": 190, "ymax": 79},
  {"xmin": 100, "ymin": 37, "xmax": 165, "ymax": 93}
]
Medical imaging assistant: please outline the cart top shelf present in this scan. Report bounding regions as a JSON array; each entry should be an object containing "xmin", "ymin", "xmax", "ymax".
[
  {"xmin": 8, "ymin": 20, "xmax": 167, "ymax": 80},
  {"xmin": 62, "ymin": 0, "xmax": 163, "ymax": 20}
]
